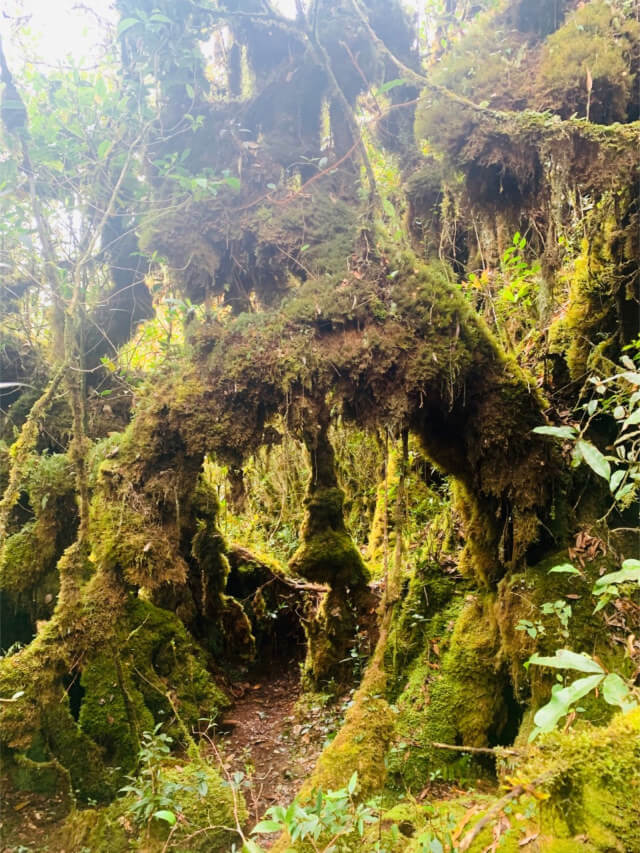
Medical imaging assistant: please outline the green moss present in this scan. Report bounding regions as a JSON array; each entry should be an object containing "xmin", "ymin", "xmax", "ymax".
[
  {"xmin": 497, "ymin": 549, "xmax": 624, "ymax": 716},
  {"xmin": 548, "ymin": 190, "xmax": 637, "ymax": 380},
  {"xmin": 0, "ymin": 521, "xmax": 57, "ymax": 595},
  {"xmin": 79, "ymin": 596, "xmax": 229, "ymax": 777},
  {"xmin": 43, "ymin": 701, "xmax": 114, "ymax": 802},
  {"xmin": 388, "ymin": 595, "xmax": 509, "ymax": 789},
  {"xmin": 5, "ymin": 751, "xmax": 72, "ymax": 800},
  {"xmin": 537, "ymin": 2, "xmax": 640, "ymax": 123},
  {"xmin": 78, "ymin": 650, "xmax": 153, "ymax": 770},
  {"xmin": 89, "ymin": 495, "xmax": 187, "ymax": 589},
  {"xmin": 519, "ymin": 707, "xmax": 640, "ymax": 851}
]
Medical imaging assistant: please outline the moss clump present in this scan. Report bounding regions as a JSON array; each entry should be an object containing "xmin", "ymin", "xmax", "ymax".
[
  {"xmin": 518, "ymin": 707, "xmax": 640, "ymax": 851},
  {"xmin": 548, "ymin": 190, "xmax": 639, "ymax": 380},
  {"xmin": 0, "ymin": 451, "xmax": 76, "ymax": 631},
  {"xmin": 497, "ymin": 549, "xmax": 625, "ymax": 719},
  {"xmin": 536, "ymin": 2, "xmax": 640, "ymax": 123},
  {"xmin": 290, "ymin": 487, "xmax": 368, "ymax": 588}
]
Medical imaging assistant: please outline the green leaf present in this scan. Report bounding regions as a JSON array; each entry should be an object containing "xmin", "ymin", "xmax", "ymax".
[
  {"xmin": 609, "ymin": 469, "xmax": 625, "ymax": 494},
  {"xmin": 601, "ymin": 673, "xmax": 634, "ymax": 711},
  {"xmin": 548, "ymin": 563, "xmax": 581, "ymax": 575},
  {"xmin": 224, "ymin": 176, "xmax": 241, "ymax": 190},
  {"xmin": 117, "ymin": 17, "xmax": 141, "ymax": 36},
  {"xmin": 347, "ymin": 771, "xmax": 358, "ymax": 795},
  {"xmin": 252, "ymin": 820, "xmax": 283, "ymax": 834},
  {"xmin": 97, "ymin": 140, "xmax": 111, "ymax": 160},
  {"xmin": 532, "ymin": 425, "xmax": 577, "ymax": 439},
  {"xmin": 623, "ymin": 408, "xmax": 640, "ymax": 428},
  {"xmin": 376, "ymin": 77, "xmax": 408, "ymax": 94},
  {"xmin": 527, "ymin": 649, "xmax": 604, "ymax": 674},
  {"xmin": 152, "ymin": 810, "xmax": 176, "ymax": 825},
  {"xmin": 149, "ymin": 13, "xmax": 172, "ymax": 23},
  {"xmin": 243, "ymin": 840, "xmax": 266, "ymax": 853},
  {"xmin": 533, "ymin": 674, "xmax": 604, "ymax": 733},
  {"xmin": 185, "ymin": 83, "xmax": 195, "ymax": 99},
  {"xmin": 383, "ymin": 198, "xmax": 395, "ymax": 218},
  {"xmin": 594, "ymin": 563, "xmax": 640, "ymax": 590},
  {"xmin": 575, "ymin": 439, "xmax": 610, "ymax": 481}
]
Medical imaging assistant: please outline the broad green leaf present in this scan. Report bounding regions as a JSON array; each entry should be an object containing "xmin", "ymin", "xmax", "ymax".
[
  {"xmin": 117, "ymin": 17, "xmax": 141, "ymax": 36},
  {"xmin": 224, "ymin": 176, "xmax": 241, "ymax": 190},
  {"xmin": 527, "ymin": 649, "xmax": 604, "ymax": 674},
  {"xmin": 97, "ymin": 139, "xmax": 111, "ymax": 160},
  {"xmin": 185, "ymin": 83, "xmax": 195, "ymax": 99},
  {"xmin": 252, "ymin": 820, "xmax": 283, "ymax": 833},
  {"xmin": 609, "ymin": 469, "xmax": 625, "ymax": 494},
  {"xmin": 533, "ymin": 674, "xmax": 604, "ymax": 732},
  {"xmin": 575, "ymin": 439, "xmax": 611, "ymax": 481},
  {"xmin": 149, "ymin": 13, "xmax": 172, "ymax": 24},
  {"xmin": 594, "ymin": 563, "xmax": 640, "ymax": 590},
  {"xmin": 601, "ymin": 673, "xmax": 635, "ymax": 711},
  {"xmin": 152, "ymin": 810, "xmax": 176, "ymax": 825},
  {"xmin": 548, "ymin": 563, "xmax": 581, "ymax": 575},
  {"xmin": 532, "ymin": 425, "xmax": 577, "ymax": 439}
]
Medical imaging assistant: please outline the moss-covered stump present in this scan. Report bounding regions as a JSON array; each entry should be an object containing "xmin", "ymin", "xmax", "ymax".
[
  {"xmin": 518, "ymin": 707, "xmax": 640, "ymax": 852},
  {"xmin": 60, "ymin": 758, "xmax": 246, "ymax": 852},
  {"xmin": 0, "ymin": 594, "xmax": 230, "ymax": 803}
]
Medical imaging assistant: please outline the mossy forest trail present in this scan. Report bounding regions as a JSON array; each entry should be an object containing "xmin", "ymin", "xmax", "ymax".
[{"xmin": 214, "ymin": 666, "xmax": 351, "ymax": 833}]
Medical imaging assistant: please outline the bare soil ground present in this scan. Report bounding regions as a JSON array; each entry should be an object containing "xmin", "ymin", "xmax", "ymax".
[{"xmin": 213, "ymin": 666, "xmax": 351, "ymax": 829}]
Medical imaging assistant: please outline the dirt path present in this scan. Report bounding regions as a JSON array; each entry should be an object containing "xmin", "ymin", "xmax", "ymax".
[{"xmin": 213, "ymin": 667, "xmax": 350, "ymax": 830}]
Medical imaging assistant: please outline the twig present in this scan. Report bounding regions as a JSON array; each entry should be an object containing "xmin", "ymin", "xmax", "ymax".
[
  {"xmin": 457, "ymin": 776, "xmax": 548, "ymax": 852},
  {"xmin": 431, "ymin": 742, "xmax": 521, "ymax": 757}
]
